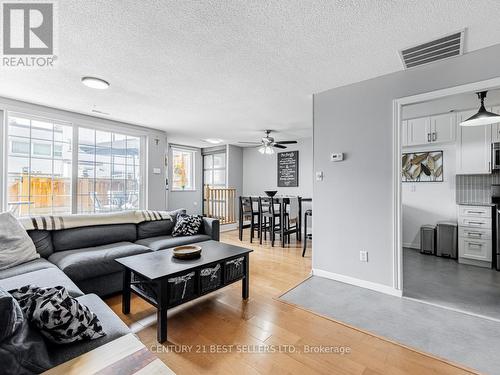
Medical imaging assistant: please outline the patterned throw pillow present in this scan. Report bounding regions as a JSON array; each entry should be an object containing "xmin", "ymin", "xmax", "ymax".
[
  {"xmin": 172, "ymin": 214, "xmax": 203, "ymax": 237},
  {"xmin": 10, "ymin": 285, "xmax": 105, "ymax": 344}
]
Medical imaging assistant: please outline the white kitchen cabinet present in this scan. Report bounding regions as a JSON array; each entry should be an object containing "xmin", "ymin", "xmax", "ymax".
[
  {"xmin": 490, "ymin": 106, "xmax": 500, "ymax": 143},
  {"xmin": 458, "ymin": 204, "xmax": 493, "ymax": 268},
  {"xmin": 456, "ymin": 110, "xmax": 492, "ymax": 175},
  {"xmin": 402, "ymin": 113, "xmax": 455, "ymax": 147},
  {"xmin": 431, "ymin": 113, "xmax": 455, "ymax": 143},
  {"xmin": 401, "ymin": 120, "xmax": 409, "ymax": 146},
  {"xmin": 406, "ymin": 117, "xmax": 431, "ymax": 146}
]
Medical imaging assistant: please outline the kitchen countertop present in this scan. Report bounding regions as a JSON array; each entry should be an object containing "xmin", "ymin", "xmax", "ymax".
[{"xmin": 456, "ymin": 202, "xmax": 496, "ymax": 206}]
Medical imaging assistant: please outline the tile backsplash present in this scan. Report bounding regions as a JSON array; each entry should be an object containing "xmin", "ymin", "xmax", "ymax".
[{"xmin": 456, "ymin": 173, "xmax": 500, "ymax": 204}]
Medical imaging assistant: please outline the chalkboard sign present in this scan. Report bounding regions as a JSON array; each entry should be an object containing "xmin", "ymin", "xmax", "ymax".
[{"xmin": 277, "ymin": 151, "xmax": 299, "ymax": 187}]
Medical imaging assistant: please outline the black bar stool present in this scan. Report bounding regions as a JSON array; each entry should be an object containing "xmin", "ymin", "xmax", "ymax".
[
  {"xmin": 302, "ymin": 209, "xmax": 312, "ymax": 257},
  {"xmin": 238, "ymin": 196, "xmax": 259, "ymax": 241}
]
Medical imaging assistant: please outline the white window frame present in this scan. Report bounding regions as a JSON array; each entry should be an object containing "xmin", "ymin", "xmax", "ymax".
[
  {"xmin": 2, "ymin": 109, "xmax": 148, "ymax": 216},
  {"xmin": 171, "ymin": 146, "xmax": 196, "ymax": 192}
]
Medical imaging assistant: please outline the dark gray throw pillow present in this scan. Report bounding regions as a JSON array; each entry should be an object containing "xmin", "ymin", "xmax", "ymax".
[
  {"xmin": 172, "ymin": 213, "xmax": 203, "ymax": 237},
  {"xmin": 0, "ymin": 287, "xmax": 54, "ymax": 374},
  {"xmin": 11, "ymin": 285, "xmax": 106, "ymax": 344}
]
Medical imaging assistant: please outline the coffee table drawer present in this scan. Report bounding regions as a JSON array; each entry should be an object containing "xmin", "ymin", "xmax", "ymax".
[
  {"xmin": 200, "ymin": 263, "xmax": 222, "ymax": 293},
  {"xmin": 168, "ymin": 271, "xmax": 196, "ymax": 305},
  {"xmin": 225, "ymin": 257, "xmax": 245, "ymax": 282}
]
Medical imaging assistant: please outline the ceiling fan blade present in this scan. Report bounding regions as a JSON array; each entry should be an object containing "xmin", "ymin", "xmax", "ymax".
[
  {"xmin": 273, "ymin": 144, "xmax": 287, "ymax": 149},
  {"xmin": 238, "ymin": 141, "xmax": 261, "ymax": 144},
  {"xmin": 274, "ymin": 141, "xmax": 297, "ymax": 144}
]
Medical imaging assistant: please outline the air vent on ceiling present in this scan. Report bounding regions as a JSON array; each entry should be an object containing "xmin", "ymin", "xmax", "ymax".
[{"xmin": 399, "ymin": 30, "xmax": 464, "ymax": 69}]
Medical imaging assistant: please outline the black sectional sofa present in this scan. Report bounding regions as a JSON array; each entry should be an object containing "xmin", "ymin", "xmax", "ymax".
[{"xmin": 0, "ymin": 209, "xmax": 219, "ymax": 370}]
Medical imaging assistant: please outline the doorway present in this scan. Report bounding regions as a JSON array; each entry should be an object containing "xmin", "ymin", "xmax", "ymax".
[{"xmin": 394, "ymin": 77, "xmax": 500, "ymax": 320}]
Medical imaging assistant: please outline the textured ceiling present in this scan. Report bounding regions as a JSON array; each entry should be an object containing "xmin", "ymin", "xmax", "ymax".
[{"xmin": 1, "ymin": 0, "xmax": 500, "ymax": 146}]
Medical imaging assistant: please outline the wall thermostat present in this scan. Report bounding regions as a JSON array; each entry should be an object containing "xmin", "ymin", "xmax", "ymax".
[{"xmin": 330, "ymin": 153, "xmax": 344, "ymax": 162}]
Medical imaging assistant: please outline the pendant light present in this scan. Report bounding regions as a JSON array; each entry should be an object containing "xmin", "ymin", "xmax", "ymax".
[{"xmin": 460, "ymin": 91, "xmax": 500, "ymax": 126}]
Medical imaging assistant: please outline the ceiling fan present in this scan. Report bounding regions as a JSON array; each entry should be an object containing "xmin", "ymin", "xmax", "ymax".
[{"xmin": 238, "ymin": 130, "xmax": 297, "ymax": 154}]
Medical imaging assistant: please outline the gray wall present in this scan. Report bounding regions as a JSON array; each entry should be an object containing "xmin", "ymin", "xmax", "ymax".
[
  {"xmin": 242, "ymin": 137, "xmax": 313, "ymax": 198},
  {"xmin": 227, "ymin": 144, "xmax": 243, "ymax": 199},
  {"xmin": 313, "ymin": 44, "xmax": 500, "ymax": 288},
  {"xmin": 167, "ymin": 144, "xmax": 203, "ymax": 214},
  {"xmin": 0, "ymin": 96, "xmax": 167, "ymax": 211}
]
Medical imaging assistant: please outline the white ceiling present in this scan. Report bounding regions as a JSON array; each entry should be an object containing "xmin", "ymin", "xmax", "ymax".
[{"xmin": 1, "ymin": 0, "xmax": 500, "ymax": 147}]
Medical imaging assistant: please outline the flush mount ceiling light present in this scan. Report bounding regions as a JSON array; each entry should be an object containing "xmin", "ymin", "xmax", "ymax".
[
  {"xmin": 204, "ymin": 138, "xmax": 223, "ymax": 144},
  {"xmin": 460, "ymin": 91, "xmax": 500, "ymax": 126},
  {"xmin": 81, "ymin": 76, "xmax": 110, "ymax": 90}
]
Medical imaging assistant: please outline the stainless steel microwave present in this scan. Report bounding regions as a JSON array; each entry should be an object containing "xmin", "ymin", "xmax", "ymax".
[{"xmin": 493, "ymin": 143, "xmax": 500, "ymax": 170}]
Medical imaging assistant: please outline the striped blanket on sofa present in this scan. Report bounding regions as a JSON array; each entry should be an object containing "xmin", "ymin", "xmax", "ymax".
[{"xmin": 18, "ymin": 210, "xmax": 174, "ymax": 231}]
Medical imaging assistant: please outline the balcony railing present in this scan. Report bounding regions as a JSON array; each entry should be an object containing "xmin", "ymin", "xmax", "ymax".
[{"xmin": 204, "ymin": 185, "xmax": 236, "ymax": 225}]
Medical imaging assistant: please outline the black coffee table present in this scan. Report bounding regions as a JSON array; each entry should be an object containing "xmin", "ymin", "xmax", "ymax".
[{"xmin": 116, "ymin": 240, "xmax": 252, "ymax": 343}]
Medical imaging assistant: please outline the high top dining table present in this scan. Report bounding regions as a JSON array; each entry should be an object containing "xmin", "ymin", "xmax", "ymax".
[{"xmin": 251, "ymin": 196, "xmax": 311, "ymax": 247}]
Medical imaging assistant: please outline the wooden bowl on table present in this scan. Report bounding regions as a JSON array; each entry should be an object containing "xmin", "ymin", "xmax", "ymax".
[{"xmin": 172, "ymin": 245, "xmax": 202, "ymax": 259}]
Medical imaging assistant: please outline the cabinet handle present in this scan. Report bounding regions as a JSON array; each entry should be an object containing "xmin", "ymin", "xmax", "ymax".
[
  {"xmin": 427, "ymin": 133, "xmax": 431, "ymax": 142},
  {"xmin": 469, "ymin": 242, "xmax": 483, "ymax": 247},
  {"xmin": 466, "ymin": 210, "xmax": 484, "ymax": 214},
  {"xmin": 467, "ymin": 232, "xmax": 482, "ymax": 238},
  {"xmin": 467, "ymin": 221, "xmax": 483, "ymax": 226},
  {"xmin": 432, "ymin": 132, "xmax": 437, "ymax": 141},
  {"xmin": 489, "ymin": 161, "xmax": 491, "ymax": 172}
]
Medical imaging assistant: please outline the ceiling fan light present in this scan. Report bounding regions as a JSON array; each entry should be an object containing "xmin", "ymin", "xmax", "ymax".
[
  {"xmin": 265, "ymin": 146, "xmax": 275, "ymax": 155},
  {"xmin": 460, "ymin": 91, "xmax": 500, "ymax": 127},
  {"xmin": 258, "ymin": 146, "xmax": 266, "ymax": 154}
]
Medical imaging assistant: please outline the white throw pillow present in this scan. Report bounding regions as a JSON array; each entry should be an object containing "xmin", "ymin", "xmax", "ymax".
[{"xmin": 0, "ymin": 212, "xmax": 39, "ymax": 270}]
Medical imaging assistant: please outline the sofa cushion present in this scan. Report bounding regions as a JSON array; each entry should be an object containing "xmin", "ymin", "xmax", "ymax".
[
  {"xmin": 0, "ymin": 211, "xmax": 40, "ymax": 271},
  {"xmin": 48, "ymin": 242, "xmax": 152, "ymax": 281},
  {"xmin": 0, "ymin": 287, "xmax": 23, "ymax": 342},
  {"xmin": 135, "ymin": 234, "xmax": 211, "ymax": 251},
  {"xmin": 27, "ymin": 230, "xmax": 53, "ymax": 258},
  {"xmin": 137, "ymin": 208, "xmax": 186, "ymax": 239},
  {"xmin": 52, "ymin": 224, "xmax": 138, "ymax": 252},
  {"xmin": 0, "ymin": 268, "xmax": 84, "ymax": 297},
  {"xmin": 46, "ymin": 293, "xmax": 130, "ymax": 367},
  {"xmin": 0, "ymin": 258, "xmax": 57, "ymax": 280}
]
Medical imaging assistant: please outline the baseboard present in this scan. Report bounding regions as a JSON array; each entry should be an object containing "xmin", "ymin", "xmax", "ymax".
[
  {"xmin": 403, "ymin": 242, "xmax": 420, "ymax": 250},
  {"xmin": 311, "ymin": 268, "xmax": 403, "ymax": 297},
  {"xmin": 220, "ymin": 223, "xmax": 238, "ymax": 232}
]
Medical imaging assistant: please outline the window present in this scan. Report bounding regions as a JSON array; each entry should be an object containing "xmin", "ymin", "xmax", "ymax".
[
  {"xmin": 6, "ymin": 114, "xmax": 72, "ymax": 216},
  {"xmin": 172, "ymin": 148, "xmax": 195, "ymax": 191},
  {"xmin": 203, "ymin": 152, "xmax": 226, "ymax": 187},
  {"xmin": 4, "ymin": 112, "xmax": 144, "ymax": 217},
  {"xmin": 77, "ymin": 127, "xmax": 141, "ymax": 213}
]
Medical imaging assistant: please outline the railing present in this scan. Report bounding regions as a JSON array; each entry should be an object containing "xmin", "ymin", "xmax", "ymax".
[{"xmin": 204, "ymin": 186, "xmax": 237, "ymax": 225}]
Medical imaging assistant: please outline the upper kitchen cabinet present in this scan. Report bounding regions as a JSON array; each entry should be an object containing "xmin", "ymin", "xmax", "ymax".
[
  {"xmin": 456, "ymin": 110, "xmax": 492, "ymax": 175},
  {"xmin": 405, "ymin": 117, "xmax": 431, "ymax": 146},
  {"xmin": 490, "ymin": 106, "xmax": 500, "ymax": 143},
  {"xmin": 402, "ymin": 113, "xmax": 455, "ymax": 147},
  {"xmin": 431, "ymin": 113, "xmax": 456, "ymax": 143}
]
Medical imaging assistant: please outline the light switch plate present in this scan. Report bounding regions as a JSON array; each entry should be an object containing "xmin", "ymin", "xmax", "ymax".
[
  {"xmin": 330, "ymin": 153, "xmax": 344, "ymax": 162},
  {"xmin": 360, "ymin": 251, "xmax": 368, "ymax": 262},
  {"xmin": 153, "ymin": 168, "xmax": 161, "ymax": 175},
  {"xmin": 316, "ymin": 171, "xmax": 324, "ymax": 181}
]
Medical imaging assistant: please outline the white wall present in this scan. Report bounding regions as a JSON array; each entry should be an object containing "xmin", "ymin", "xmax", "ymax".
[
  {"xmin": 242, "ymin": 137, "xmax": 313, "ymax": 198},
  {"xmin": 227, "ymin": 144, "xmax": 243, "ymax": 199},
  {"xmin": 402, "ymin": 143, "xmax": 457, "ymax": 249},
  {"xmin": 313, "ymin": 43, "xmax": 500, "ymax": 290}
]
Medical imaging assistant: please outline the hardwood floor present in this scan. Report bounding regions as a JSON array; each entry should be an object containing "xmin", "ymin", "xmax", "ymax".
[{"xmin": 106, "ymin": 230, "xmax": 475, "ymax": 375}]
